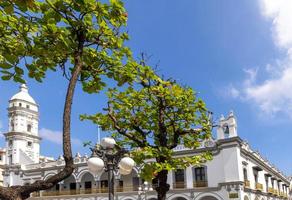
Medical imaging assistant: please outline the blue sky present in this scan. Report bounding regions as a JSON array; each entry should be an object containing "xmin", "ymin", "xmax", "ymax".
[{"xmin": 0, "ymin": 0, "xmax": 291, "ymax": 175}]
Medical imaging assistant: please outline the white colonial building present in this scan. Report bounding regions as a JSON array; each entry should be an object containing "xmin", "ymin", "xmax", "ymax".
[{"xmin": 0, "ymin": 85, "xmax": 291, "ymax": 200}]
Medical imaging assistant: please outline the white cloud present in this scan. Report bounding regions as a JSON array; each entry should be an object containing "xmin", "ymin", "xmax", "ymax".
[
  {"xmin": 245, "ymin": 67, "xmax": 292, "ymax": 116},
  {"xmin": 39, "ymin": 128, "xmax": 82, "ymax": 146},
  {"xmin": 259, "ymin": 0, "xmax": 292, "ymax": 49},
  {"xmin": 226, "ymin": 84, "xmax": 240, "ymax": 99},
  {"xmin": 229, "ymin": 0, "xmax": 292, "ymax": 117}
]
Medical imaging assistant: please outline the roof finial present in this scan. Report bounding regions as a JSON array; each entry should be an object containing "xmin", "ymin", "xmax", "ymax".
[{"xmin": 20, "ymin": 84, "xmax": 28, "ymax": 93}]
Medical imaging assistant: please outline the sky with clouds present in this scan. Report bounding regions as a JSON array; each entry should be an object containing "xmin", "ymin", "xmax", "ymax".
[{"xmin": 0, "ymin": 0, "xmax": 291, "ymax": 175}]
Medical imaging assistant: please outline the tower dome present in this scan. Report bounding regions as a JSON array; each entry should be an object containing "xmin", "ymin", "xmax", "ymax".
[{"xmin": 10, "ymin": 84, "xmax": 36, "ymax": 104}]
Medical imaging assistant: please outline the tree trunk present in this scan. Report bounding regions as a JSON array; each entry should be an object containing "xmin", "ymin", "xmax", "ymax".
[{"xmin": 154, "ymin": 169, "xmax": 170, "ymax": 200}]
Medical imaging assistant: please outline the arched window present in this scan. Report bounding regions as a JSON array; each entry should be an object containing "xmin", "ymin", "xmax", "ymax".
[
  {"xmin": 63, "ymin": 175, "xmax": 76, "ymax": 195},
  {"xmin": 193, "ymin": 166, "xmax": 208, "ymax": 187},
  {"xmin": 244, "ymin": 196, "xmax": 249, "ymax": 200},
  {"xmin": 223, "ymin": 124, "xmax": 229, "ymax": 138},
  {"xmin": 80, "ymin": 172, "xmax": 95, "ymax": 194}
]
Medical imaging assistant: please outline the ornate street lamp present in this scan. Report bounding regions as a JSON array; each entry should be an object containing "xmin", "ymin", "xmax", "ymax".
[
  {"xmin": 138, "ymin": 181, "xmax": 153, "ymax": 200},
  {"xmin": 87, "ymin": 137, "xmax": 135, "ymax": 200}
]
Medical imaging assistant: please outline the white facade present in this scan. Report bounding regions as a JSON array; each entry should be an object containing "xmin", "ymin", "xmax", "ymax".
[{"xmin": 0, "ymin": 86, "xmax": 291, "ymax": 200}]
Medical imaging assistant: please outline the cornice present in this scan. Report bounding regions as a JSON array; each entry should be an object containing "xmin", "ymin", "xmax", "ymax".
[
  {"xmin": 241, "ymin": 148, "xmax": 289, "ymax": 184},
  {"xmin": 4, "ymin": 132, "xmax": 41, "ymax": 141}
]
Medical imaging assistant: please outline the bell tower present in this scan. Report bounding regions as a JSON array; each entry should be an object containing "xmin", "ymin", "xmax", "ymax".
[
  {"xmin": 217, "ymin": 111, "xmax": 238, "ymax": 140},
  {"xmin": 5, "ymin": 84, "xmax": 41, "ymax": 165}
]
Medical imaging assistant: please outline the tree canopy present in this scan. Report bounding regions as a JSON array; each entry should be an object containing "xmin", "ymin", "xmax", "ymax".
[{"xmin": 83, "ymin": 66, "xmax": 213, "ymax": 200}]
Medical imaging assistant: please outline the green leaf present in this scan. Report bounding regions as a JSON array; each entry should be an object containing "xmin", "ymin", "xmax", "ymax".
[
  {"xmin": 4, "ymin": 5, "xmax": 14, "ymax": 14},
  {"xmin": 15, "ymin": 66, "xmax": 24, "ymax": 75},
  {"xmin": 1, "ymin": 75, "xmax": 12, "ymax": 81}
]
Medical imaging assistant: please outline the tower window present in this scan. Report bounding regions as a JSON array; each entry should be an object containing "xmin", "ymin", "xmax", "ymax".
[
  {"xmin": 19, "ymin": 103, "xmax": 22, "ymax": 107},
  {"xmin": 27, "ymin": 124, "xmax": 32, "ymax": 132},
  {"xmin": 27, "ymin": 141, "xmax": 32, "ymax": 147},
  {"xmin": 11, "ymin": 122, "xmax": 14, "ymax": 131},
  {"xmin": 9, "ymin": 140, "xmax": 13, "ymax": 147},
  {"xmin": 223, "ymin": 124, "xmax": 229, "ymax": 138},
  {"xmin": 26, "ymin": 105, "xmax": 30, "ymax": 109},
  {"xmin": 9, "ymin": 155, "xmax": 12, "ymax": 165}
]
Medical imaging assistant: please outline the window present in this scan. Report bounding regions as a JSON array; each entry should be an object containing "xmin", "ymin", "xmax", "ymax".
[
  {"xmin": 265, "ymin": 175, "xmax": 269, "ymax": 192},
  {"xmin": 84, "ymin": 181, "xmax": 92, "ymax": 194},
  {"xmin": 56, "ymin": 184, "xmax": 60, "ymax": 191},
  {"xmin": 223, "ymin": 124, "xmax": 229, "ymax": 138},
  {"xmin": 117, "ymin": 180, "xmax": 123, "ymax": 192},
  {"xmin": 0, "ymin": 155, "xmax": 2, "ymax": 161},
  {"xmin": 193, "ymin": 166, "xmax": 208, "ymax": 187},
  {"xmin": 69, "ymin": 183, "xmax": 76, "ymax": 195},
  {"xmin": 26, "ymin": 105, "xmax": 30, "ymax": 109},
  {"xmin": 174, "ymin": 169, "xmax": 185, "ymax": 188},
  {"xmin": 100, "ymin": 180, "xmax": 108, "ymax": 192},
  {"xmin": 132, "ymin": 177, "xmax": 140, "ymax": 191},
  {"xmin": 19, "ymin": 103, "xmax": 22, "ymax": 107},
  {"xmin": 10, "ymin": 122, "xmax": 14, "ymax": 131},
  {"xmin": 9, "ymin": 155, "xmax": 12, "ymax": 165},
  {"xmin": 27, "ymin": 141, "xmax": 32, "ymax": 147},
  {"xmin": 27, "ymin": 124, "xmax": 32, "ymax": 132},
  {"xmin": 243, "ymin": 168, "xmax": 248, "ymax": 180},
  {"xmin": 9, "ymin": 140, "xmax": 13, "ymax": 147},
  {"xmin": 254, "ymin": 172, "xmax": 258, "ymax": 183}
]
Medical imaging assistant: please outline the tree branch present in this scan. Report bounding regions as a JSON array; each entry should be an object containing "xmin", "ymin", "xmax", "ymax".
[{"xmin": 107, "ymin": 106, "xmax": 147, "ymax": 148}]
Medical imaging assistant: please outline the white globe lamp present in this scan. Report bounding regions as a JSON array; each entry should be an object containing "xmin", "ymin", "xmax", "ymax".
[
  {"xmin": 87, "ymin": 157, "xmax": 104, "ymax": 174},
  {"xmin": 101, "ymin": 137, "xmax": 116, "ymax": 149},
  {"xmin": 119, "ymin": 166, "xmax": 132, "ymax": 175},
  {"xmin": 119, "ymin": 157, "xmax": 135, "ymax": 169}
]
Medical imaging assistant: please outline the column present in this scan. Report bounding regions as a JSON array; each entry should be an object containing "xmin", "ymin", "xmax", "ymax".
[{"xmin": 186, "ymin": 166, "xmax": 193, "ymax": 189}]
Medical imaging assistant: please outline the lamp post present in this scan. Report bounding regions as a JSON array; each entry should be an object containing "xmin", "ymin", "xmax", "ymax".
[
  {"xmin": 138, "ymin": 181, "xmax": 153, "ymax": 200},
  {"xmin": 87, "ymin": 137, "xmax": 135, "ymax": 200}
]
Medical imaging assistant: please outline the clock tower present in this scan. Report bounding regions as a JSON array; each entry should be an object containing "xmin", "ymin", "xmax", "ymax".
[{"xmin": 5, "ymin": 84, "xmax": 41, "ymax": 165}]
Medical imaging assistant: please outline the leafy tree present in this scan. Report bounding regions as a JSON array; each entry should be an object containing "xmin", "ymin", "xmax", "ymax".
[
  {"xmin": 0, "ymin": 0, "xmax": 138, "ymax": 199},
  {"xmin": 83, "ymin": 67, "xmax": 213, "ymax": 200}
]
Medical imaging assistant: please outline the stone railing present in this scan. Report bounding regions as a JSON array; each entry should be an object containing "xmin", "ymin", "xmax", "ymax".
[
  {"xmin": 173, "ymin": 182, "xmax": 186, "ymax": 189},
  {"xmin": 255, "ymin": 183, "xmax": 263, "ymax": 191},
  {"xmin": 32, "ymin": 186, "xmax": 138, "ymax": 197},
  {"xmin": 193, "ymin": 181, "xmax": 208, "ymax": 188},
  {"xmin": 244, "ymin": 180, "xmax": 250, "ymax": 188},
  {"xmin": 268, "ymin": 187, "xmax": 274, "ymax": 194}
]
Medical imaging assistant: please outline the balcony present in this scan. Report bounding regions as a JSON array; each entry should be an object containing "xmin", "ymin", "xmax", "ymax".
[
  {"xmin": 255, "ymin": 183, "xmax": 263, "ymax": 191},
  {"xmin": 173, "ymin": 182, "xmax": 186, "ymax": 189},
  {"xmin": 244, "ymin": 180, "xmax": 250, "ymax": 188},
  {"xmin": 193, "ymin": 181, "xmax": 208, "ymax": 188},
  {"xmin": 268, "ymin": 187, "xmax": 274, "ymax": 194},
  {"xmin": 33, "ymin": 185, "xmax": 138, "ymax": 197}
]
